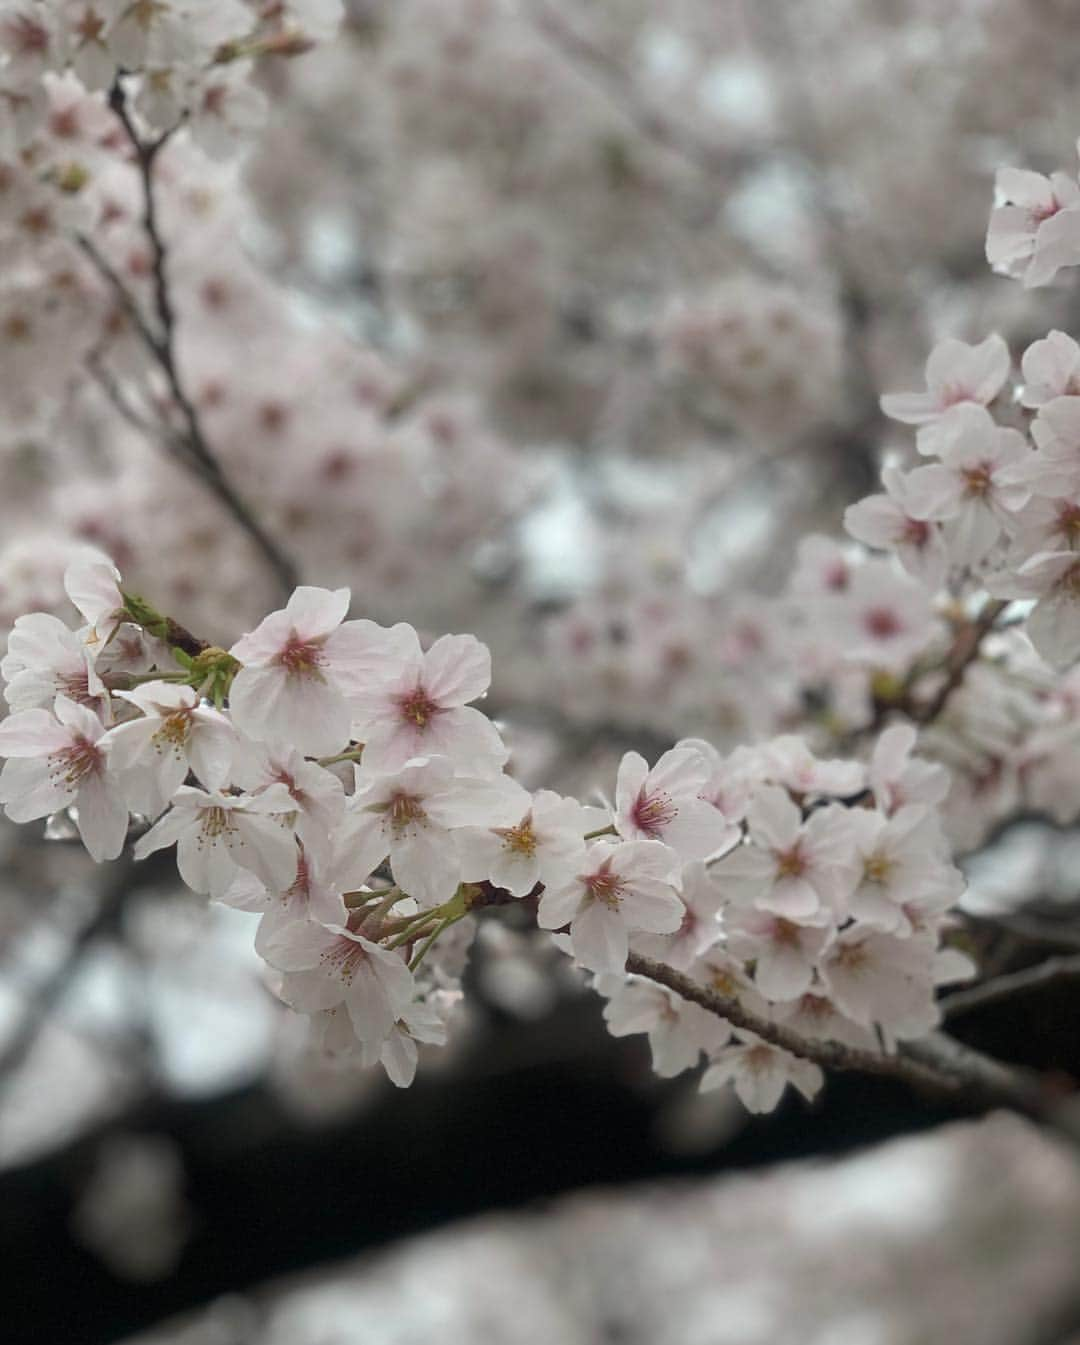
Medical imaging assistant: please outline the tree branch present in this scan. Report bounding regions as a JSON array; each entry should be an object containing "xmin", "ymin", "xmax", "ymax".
[
  {"xmin": 84, "ymin": 77, "xmax": 300, "ymax": 597},
  {"xmin": 940, "ymin": 952, "xmax": 1080, "ymax": 1019}
]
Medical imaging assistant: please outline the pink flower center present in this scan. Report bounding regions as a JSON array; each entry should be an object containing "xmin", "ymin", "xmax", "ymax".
[
  {"xmin": 583, "ymin": 859, "xmax": 626, "ymax": 909},
  {"xmin": 49, "ymin": 735, "xmax": 104, "ymax": 789},
  {"xmin": 939, "ymin": 383, "xmax": 973, "ymax": 408},
  {"xmin": 1031, "ymin": 198, "xmax": 1062, "ymax": 225},
  {"xmin": 774, "ymin": 845, "xmax": 806, "ymax": 878},
  {"xmin": 901, "ymin": 516, "xmax": 930, "ymax": 547},
  {"xmin": 631, "ymin": 787, "xmax": 677, "ymax": 838},
  {"xmin": 276, "ymin": 634, "xmax": 327, "ymax": 679},
  {"xmin": 397, "ymin": 684, "xmax": 440, "ymax": 729},
  {"xmin": 1057, "ymin": 503, "xmax": 1080, "ymax": 545},
  {"xmin": 863, "ymin": 607, "xmax": 903, "ymax": 640}
]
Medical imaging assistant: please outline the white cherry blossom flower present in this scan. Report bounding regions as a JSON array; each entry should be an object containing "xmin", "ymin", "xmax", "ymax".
[
  {"xmin": 456, "ymin": 787, "xmax": 602, "ymax": 897},
  {"xmin": 133, "ymin": 783, "xmax": 297, "ymax": 898},
  {"xmin": 758, "ymin": 735, "xmax": 865, "ymax": 799},
  {"xmin": 0, "ymin": 695, "xmax": 128, "ymax": 860},
  {"xmin": 231, "ymin": 741, "xmax": 346, "ymax": 860},
  {"xmin": 846, "ymin": 806, "xmax": 965, "ymax": 934},
  {"xmin": 904, "ymin": 404, "xmax": 1031, "ymax": 566},
  {"xmin": 536, "ymin": 838, "xmax": 683, "ymax": 974},
  {"xmin": 726, "ymin": 908, "xmax": 832, "ymax": 1002},
  {"xmin": 818, "ymin": 929, "xmax": 940, "ymax": 1039},
  {"xmin": 335, "ymin": 756, "xmax": 526, "ymax": 906},
  {"xmin": 843, "ymin": 463, "xmax": 949, "ymax": 590},
  {"xmin": 614, "ymin": 746, "xmax": 738, "ymax": 861},
  {"xmin": 597, "ymin": 973, "xmax": 730, "ymax": 1077},
  {"xmin": 347, "ymin": 629, "xmax": 508, "ymax": 776},
  {"xmin": 2, "ymin": 611, "xmax": 104, "ymax": 711},
  {"xmin": 1020, "ymin": 330, "xmax": 1080, "ymax": 407},
  {"xmin": 263, "ymin": 919, "xmax": 415, "ymax": 1048},
  {"xmin": 700, "ymin": 1032, "xmax": 823, "ymax": 1114},
  {"xmin": 986, "ymin": 157, "xmax": 1080, "ymax": 288},
  {"xmin": 106, "ymin": 681, "xmax": 236, "ymax": 815},
  {"xmin": 868, "ymin": 724, "xmax": 950, "ymax": 816},
  {"xmin": 986, "ymin": 550, "xmax": 1080, "ymax": 668},
  {"xmin": 832, "ymin": 560, "xmax": 941, "ymax": 673},
  {"xmin": 358, "ymin": 998, "xmax": 452, "ymax": 1087},
  {"xmin": 186, "ymin": 62, "xmax": 267, "ymax": 160},
  {"xmin": 713, "ymin": 786, "xmax": 856, "ymax": 921},
  {"xmin": 880, "ymin": 335, "xmax": 1010, "ymax": 452},
  {"xmin": 631, "ymin": 860, "xmax": 725, "ymax": 970},
  {"xmin": 229, "ymin": 586, "xmax": 413, "ymax": 758}
]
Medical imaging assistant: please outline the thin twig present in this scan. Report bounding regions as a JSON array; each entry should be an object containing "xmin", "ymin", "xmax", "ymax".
[
  {"xmin": 88, "ymin": 76, "xmax": 300, "ymax": 596},
  {"xmin": 912, "ymin": 598, "xmax": 1009, "ymax": 725},
  {"xmin": 941, "ymin": 952, "xmax": 1080, "ymax": 1019}
]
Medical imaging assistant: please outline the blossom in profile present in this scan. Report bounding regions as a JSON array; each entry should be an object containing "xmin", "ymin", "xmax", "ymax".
[
  {"xmin": 880, "ymin": 334, "xmax": 1010, "ymax": 452},
  {"xmin": 700, "ymin": 1032, "xmax": 823, "ymax": 1113}
]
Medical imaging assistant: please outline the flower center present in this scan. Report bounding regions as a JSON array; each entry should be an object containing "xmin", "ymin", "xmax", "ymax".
[
  {"xmin": 276, "ymin": 633, "xmax": 327, "ymax": 679},
  {"xmin": 387, "ymin": 792, "xmax": 426, "ymax": 832},
  {"xmin": 961, "ymin": 463, "xmax": 994, "ymax": 497},
  {"xmin": 862, "ymin": 851, "xmax": 895, "ymax": 884},
  {"xmin": 151, "ymin": 708, "xmax": 192, "ymax": 756},
  {"xmin": 864, "ymin": 606, "xmax": 903, "ymax": 639},
  {"xmin": 774, "ymin": 845, "xmax": 806, "ymax": 879},
  {"xmin": 320, "ymin": 934, "xmax": 369, "ymax": 984},
  {"xmin": 49, "ymin": 736, "xmax": 103, "ymax": 789},
  {"xmin": 583, "ymin": 859, "xmax": 625, "ymax": 909},
  {"xmin": 901, "ymin": 516, "xmax": 930, "ymax": 547},
  {"xmin": 494, "ymin": 814, "xmax": 537, "ymax": 857},
  {"xmin": 397, "ymin": 685, "xmax": 439, "ymax": 728},
  {"xmin": 199, "ymin": 806, "xmax": 238, "ymax": 842},
  {"xmin": 1058, "ymin": 503, "xmax": 1080, "ymax": 546},
  {"xmin": 630, "ymin": 787, "xmax": 677, "ymax": 838}
]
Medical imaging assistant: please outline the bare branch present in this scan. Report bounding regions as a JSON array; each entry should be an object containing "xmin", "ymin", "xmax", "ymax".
[{"xmin": 941, "ymin": 952, "xmax": 1080, "ymax": 1019}]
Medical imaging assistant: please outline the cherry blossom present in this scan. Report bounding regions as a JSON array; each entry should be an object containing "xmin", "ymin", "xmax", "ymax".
[
  {"xmin": 0, "ymin": 694, "xmax": 128, "ymax": 860},
  {"xmin": 1020, "ymin": 330, "xmax": 1080, "ymax": 407},
  {"xmin": 335, "ymin": 755, "xmax": 526, "ymax": 906},
  {"xmin": 880, "ymin": 335, "xmax": 1010, "ymax": 451},
  {"xmin": 700, "ymin": 1032, "xmax": 824, "ymax": 1114},
  {"xmin": 867, "ymin": 724, "xmax": 949, "ymax": 817},
  {"xmin": 597, "ymin": 973, "xmax": 730, "ymax": 1078},
  {"xmin": 714, "ymin": 786, "xmax": 856, "ymax": 921},
  {"xmin": 843, "ymin": 463, "xmax": 949, "ymax": 590},
  {"xmin": 986, "ymin": 155, "xmax": 1080, "ymax": 288},
  {"xmin": 726, "ymin": 908, "xmax": 832, "ymax": 1002},
  {"xmin": 536, "ymin": 838, "xmax": 683, "ymax": 974},
  {"xmin": 903, "ymin": 404, "xmax": 1031, "ymax": 566},
  {"xmin": 1, "ymin": 611, "xmax": 104, "ymax": 711},
  {"xmin": 228, "ymin": 586, "xmax": 413, "ymax": 757},
  {"xmin": 456, "ymin": 787, "xmax": 603, "ymax": 898},
  {"xmin": 106, "ymin": 681, "xmax": 236, "ymax": 815},
  {"xmin": 614, "ymin": 745, "xmax": 737, "ymax": 861},
  {"xmin": 347, "ymin": 629, "xmax": 508, "ymax": 776},
  {"xmin": 133, "ymin": 783, "xmax": 297, "ymax": 898},
  {"xmin": 986, "ymin": 550, "xmax": 1080, "ymax": 668}
]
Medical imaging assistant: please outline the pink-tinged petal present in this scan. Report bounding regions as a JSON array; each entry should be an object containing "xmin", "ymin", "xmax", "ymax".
[
  {"xmin": 0, "ymin": 707, "xmax": 69, "ymax": 756},
  {"xmin": 903, "ymin": 464, "xmax": 961, "ymax": 521},
  {"xmin": 421, "ymin": 633, "xmax": 491, "ymax": 706},
  {"xmin": 614, "ymin": 750, "xmax": 649, "ymax": 820},
  {"xmin": 660, "ymin": 799, "xmax": 739, "ymax": 862},
  {"xmin": 746, "ymin": 786, "xmax": 801, "ymax": 850},
  {"xmin": 618, "ymin": 881, "xmax": 684, "ymax": 934},
  {"xmin": 646, "ymin": 746, "xmax": 710, "ymax": 795},
  {"xmin": 486, "ymin": 845, "xmax": 541, "ymax": 897},
  {"xmin": 924, "ymin": 337, "xmax": 974, "ymax": 398},
  {"xmin": 64, "ymin": 552, "xmax": 122, "ymax": 630},
  {"xmin": 536, "ymin": 879, "xmax": 584, "ymax": 930},
  {"xmin": 392, "ymin": 823, "xmax": 460, "ymax": 906},
  {"xmin": 996, "ymin": 166, "xmax": 1056, "ymax": 210},
  {"xmin": 964, "ymin": 334, "xmax": 1011, "ymax": 404},
  {"xmin": 844, "ymin": 494, "xmax": 901, "ymax": 550},
  {"xmin": 757, "ymin": 875, "xmax": 820, "ymax": 920},
  {"xmin": 570, "ymin": 901, "xmax": 628, "ymax": 973},
  {"xmin": 230, "ymin": 610, "xmax": 296, "ymax": 664},
  {"xmin": 0, "ymin": 756, "xmax": 71, "ymax": 820},
  {"xmin": 187, "ymin": 716, "xmax": 235, "ymax": 792},
  {"xmin": 333, "ymin": 810, "xmax": 393, "ymax": 891},
  {"xmin": 235, "ymin": 813, "xmax": 299, "ymax": 892},
  {"xmin": 944, "ymin": 501, "xmax": 1001, "ymax": 566},
  {"xmin": 424, "ymin": 774, "xmax": 529, "ymax": 829},
  {"xmin": 754, "ymin": 942, "xmax": 814, "ymax": 1002},
  {"xmin": 133, "ymin": 804, "xmax": 192, "ymax": 861},
  {"xmin": 1027, "ymin": 208, "xmax": 1080, "ymax": 288},
  {"xmin": 53, "ymin": 695, "xmax": 104, "ymax": 741},
  {"xmin": 985, "ymin": 205, "xmax": 1036, "ymax": 272},
  {"xmin": 1027, "ymin": 586, "xmax": 1080, "ymax": 669},
  {"xmin": 75, "ymin": 774, "xmax": 128, "ymax": 861},
  {"xmin": 326, "ymin": 620, "xmax": 419, "ymax": 689},
  {"xmin": 284, "ymin": 586, "xmax": 350, "ymax": 639},
  {"xmin": 231, "ymin": 665, "xmax": 351, "ymax": 758},
  {"xmin": 879, "ymin": 391, "xmax": 937, "ymax": 425}
]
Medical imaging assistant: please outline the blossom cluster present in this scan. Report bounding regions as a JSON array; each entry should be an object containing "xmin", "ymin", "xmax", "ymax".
[
  {"xmin": 1, "ymin": 0, "xmax": 342, "ymax": 155},
  {"xmin": 0, "ymin": 552, "xmax": 976, "ymax": 1108}
]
